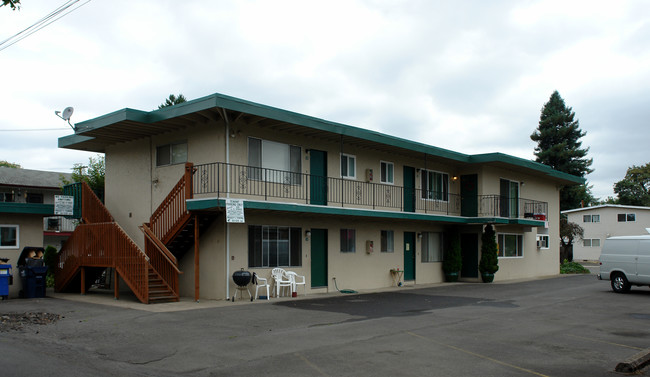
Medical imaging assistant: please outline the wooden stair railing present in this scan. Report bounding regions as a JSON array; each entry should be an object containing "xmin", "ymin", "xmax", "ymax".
[
  {"xmin": 150, "ymin": 163, "xmax": 195, "ymax": 245},
  {"xmin": 140, "ymin": 223, "xmax": 181, "ymax": 300},
  {"xmin": 56, "ymin": 180, "xmax": 181, "ymax": 304}
]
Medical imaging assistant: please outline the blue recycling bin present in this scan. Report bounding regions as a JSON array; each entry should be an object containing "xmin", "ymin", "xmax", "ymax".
[
  {"xmin": 20, "ymin": 265, "xmax": 48, "ymax": 298},
  {"xmin": 0, "ymin": 264, "xmax": 12, "ymax": 299}
]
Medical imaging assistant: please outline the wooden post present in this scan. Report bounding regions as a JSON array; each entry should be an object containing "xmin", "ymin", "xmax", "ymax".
[
  {"xmin": 114, "ymin": 268, "xmax": 119, "ymax": 300},
  {"xmin": 194, "ymin": 215, "xmax": 200, "ymax": 302},
  {"xmin": 80, "ymin": 267, "xmax": 86, "ymax": 295},
  {"xmin": 185, "ymin": 162, "xmax": 194, "ymax": 201}
]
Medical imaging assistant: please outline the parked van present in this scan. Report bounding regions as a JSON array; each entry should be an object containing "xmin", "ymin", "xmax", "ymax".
[{"xmin": 598, "ymin": 235, "xmax": 650, "ymax": 293}]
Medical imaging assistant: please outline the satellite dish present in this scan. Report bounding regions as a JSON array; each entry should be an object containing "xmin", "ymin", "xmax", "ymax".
[
  {"xmin": 61, "ymin": 107, "xmax": 74, "ymax": 121},
  {"xmin": 54, "ymin": 106, "xmax": 76, "ymax": 131}
]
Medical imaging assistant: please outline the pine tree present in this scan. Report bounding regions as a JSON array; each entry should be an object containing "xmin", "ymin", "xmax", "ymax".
[{"xmin": 531, "ymin": 91, "xmax": 594, "ymax": 210}]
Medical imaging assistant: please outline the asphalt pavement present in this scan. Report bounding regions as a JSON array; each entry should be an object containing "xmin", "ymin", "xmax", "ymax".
[{"xmin": 1, "ymin": 273, "xmax": 649, "ymax": 376}]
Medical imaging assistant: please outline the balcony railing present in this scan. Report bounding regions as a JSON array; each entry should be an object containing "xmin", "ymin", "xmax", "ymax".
[{"xmin": 192, "ymin": 162, "xmax": 547, "ymax": 220}]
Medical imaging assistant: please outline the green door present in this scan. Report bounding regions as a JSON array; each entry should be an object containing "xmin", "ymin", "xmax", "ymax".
[
  {"xmin": 311, "ymin": 229, "xmax": 328, "ymax": 287},
  {"xmin": 310, "ymin": 150, "xmax": 327, "ymax": 205},
  {"xmin": 461, "ymin": 174, "xmax": 478, "ymax": 217},
  {"xmin": 460, "ymin": 233, "xmax": 479, "ymax": 278},
  {"xmin": 404, "ymin": 231, "xmax": 416, "ymax": 280},
  {"xmin": 403, "ymin": 166, "xmax": 415, "ymax": 212}
]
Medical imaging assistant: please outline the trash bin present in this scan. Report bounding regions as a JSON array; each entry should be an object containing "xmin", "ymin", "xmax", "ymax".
[
  {"xmin": 17, "ymin": 247, "xmax": 48, "ymax": 299},
  {"xmin": 0, "ymin": 264, "xmax": 12, "ymax": 300}
]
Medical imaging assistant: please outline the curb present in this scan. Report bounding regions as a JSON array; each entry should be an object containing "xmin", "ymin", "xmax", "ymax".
[{"xmin": 615, "ymin": 348, "xmax": 650, "ymax": 373}]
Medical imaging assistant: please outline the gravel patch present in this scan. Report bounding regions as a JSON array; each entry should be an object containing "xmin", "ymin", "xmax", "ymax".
[{"xmin": 0, "ymin": 312, "xmax": 63, "ymax": 332}]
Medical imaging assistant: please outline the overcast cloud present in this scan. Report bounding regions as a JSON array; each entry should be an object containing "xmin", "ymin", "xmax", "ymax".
[{"xmin": 1, "ymin": 0, "xmax": 649, "ymax": 201}]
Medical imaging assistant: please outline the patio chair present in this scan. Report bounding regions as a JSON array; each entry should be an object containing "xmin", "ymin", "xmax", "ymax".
[
  {"xmin": 253, "ymin": 272, "xmax": 269, "ymax": 300},
  {"xmin": 286, "ymin": 271, "xmax": 306, "ymax": 296},
  {"xmin": 271, "ymin": 268, "xmax": 292, "ymax": 297}
]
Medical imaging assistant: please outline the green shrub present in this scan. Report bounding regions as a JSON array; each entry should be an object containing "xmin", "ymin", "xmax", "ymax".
[
  {"xmin": 43, "ymin": 245, "xmax": 58, "ymax": 287},
  {"xmin": 479, "ymin": 224, "xmax": 499, "ymax": 275},
  {"xmin": 442, "ymin": 233, "xmax": 462, "ymax": 274},
  {"xmin": 560, "ymin": 260, "xmax": 590, "ymax": 274}
]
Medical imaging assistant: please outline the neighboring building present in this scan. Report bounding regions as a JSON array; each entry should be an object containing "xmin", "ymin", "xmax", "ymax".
[
  {"xmin": 562, "ymin": 205, "xmax": 650, "ymax": 261},
  {"xmin": 58, "ymin": 92, "xmax": 583, "ymax": 303},
  {"xmin": 0, "ymin": 166, "xmax": 73, "ymax": 297}
]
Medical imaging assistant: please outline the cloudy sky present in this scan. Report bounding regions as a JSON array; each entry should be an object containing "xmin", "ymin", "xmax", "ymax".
[{"xmin": 1, "ymin": 0, "xmax": 648, "ymax": 200}]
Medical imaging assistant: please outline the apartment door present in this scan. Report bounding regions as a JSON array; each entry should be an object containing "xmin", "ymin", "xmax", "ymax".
[
  {"xmin": 403, "ymin": 166, "xmax": 415, "ymax": 212},
  {"xmin": 404, "ymin": 231, "xmax": 416, "ymax": 280},
  {"xmin": 310, "ymin": 229, "xmax": 328, "ymax": 288},
  {"xmin": 460, "ymin": 233, "xmax": 479, "ymax": 278},
  {"xmin": 310, "ymin": 150, "xmax": 327, "ymax": 205},
  {"xmin": 461, "ymin": 174, "xmax": 478, "ymax": 217}
]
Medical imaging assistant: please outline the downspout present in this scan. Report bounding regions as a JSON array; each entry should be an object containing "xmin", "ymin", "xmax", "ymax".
[{"xmin": 223, "ymin": 108, "xmax": 231, "ymax": 300}]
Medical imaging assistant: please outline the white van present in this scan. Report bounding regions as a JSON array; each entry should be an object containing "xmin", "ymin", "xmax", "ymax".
[{"xmin": 598, "ymin": 235, "xmax": 650, "ymax": 293}]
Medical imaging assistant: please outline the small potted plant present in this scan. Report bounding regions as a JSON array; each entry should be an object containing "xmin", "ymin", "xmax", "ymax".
[
  {"xmin": 442, "ymin": 233, "xmax": 462, "ymax": 282},
  {"xmin": 479, "ymin": 224, "xmax": 499, "ymax": 283}
]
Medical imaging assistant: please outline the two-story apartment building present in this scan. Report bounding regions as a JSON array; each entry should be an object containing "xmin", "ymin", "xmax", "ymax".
[
  {"xmin": 0, "ymin": 167, "xmax": 73, "ymax": 297},
  {"xmin": 57, "ymin": 92, "xmax": 583, "ymax": 303},
  {"xmin": 562, "ymin": 205, "xmax": 650, "ymax": 261}
]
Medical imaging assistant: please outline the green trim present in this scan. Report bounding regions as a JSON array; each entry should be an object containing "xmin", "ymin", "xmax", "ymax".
[
  {"xmin": 0, "ymin": 202, "xmax": 54, "ymax": 215},
  {"xmin": 186, "ymin": 198, "xmax": 546, "ymax": 227},
  {"xmin": 61, "ymin": 91, "xmax": 583, "ymax": 183}
]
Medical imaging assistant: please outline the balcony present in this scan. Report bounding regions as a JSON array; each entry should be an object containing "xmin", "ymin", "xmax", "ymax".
[{"xmin": 191, "ymin": 162, "xmax": 548, "ymax": 221}]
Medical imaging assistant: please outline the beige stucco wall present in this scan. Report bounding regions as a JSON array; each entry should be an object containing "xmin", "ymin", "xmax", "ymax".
[{"xmin": 0, "ymin": 213, "xmax": 45, "ymax": 298}]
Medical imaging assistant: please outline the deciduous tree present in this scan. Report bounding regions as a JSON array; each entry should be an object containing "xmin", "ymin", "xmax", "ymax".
[{"xmin": 613, "ymin": 162, "xmax": 650, "ymax": 206}]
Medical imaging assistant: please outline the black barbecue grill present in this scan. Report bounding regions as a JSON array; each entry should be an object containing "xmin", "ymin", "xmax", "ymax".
[{"xmin": 231, "ymin": 268, "xmax": 253, "ymax": 302}]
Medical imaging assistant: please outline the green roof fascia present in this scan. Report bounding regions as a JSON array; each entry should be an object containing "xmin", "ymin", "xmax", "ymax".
[
  {"xmin": 58, "ymin": 134, "xmax": 96, "ymax": 149},
  {"xmin": 186, "ymin": 198, "xmax": 545, "ymax": 227},
  {"xmin": 62, "ymin": 92, "xmax": 582, "ymax": 182},
  {"xmin": 0, "ymin": 202, "xmax": 54, "ymax": 215},
  {"xmin": 468, "ymin": 153, "xmax": 585, "ymax": 184}
]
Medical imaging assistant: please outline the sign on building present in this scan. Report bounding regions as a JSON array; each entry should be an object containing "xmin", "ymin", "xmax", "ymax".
[
  {"xmin": 225, "ymin": 199, "xmax": 245, "ymax": 223},
  {"xmin": 54, "ymin": 195, "xmax": 75, "ymax": 216}
]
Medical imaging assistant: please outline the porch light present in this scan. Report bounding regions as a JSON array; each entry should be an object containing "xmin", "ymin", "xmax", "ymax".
[
  {"xmin": 305, "ymin": 230, "xmax": 311, "ymax": 241},
  {"xmin": 417, "ymin": 233, "xmax": 423, "ymax": 240}
]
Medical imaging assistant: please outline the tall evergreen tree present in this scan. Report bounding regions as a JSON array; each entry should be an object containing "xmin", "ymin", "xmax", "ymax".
[
  {"xmin": 158, "ymin": 94, "xmax": 187, "ymax": 109},
  {"xmin": 531, "ymin": 91, "xmax": 594, "ymax": 210}
]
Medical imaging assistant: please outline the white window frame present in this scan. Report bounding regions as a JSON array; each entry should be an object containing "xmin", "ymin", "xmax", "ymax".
[
  {"xmin": 421, "ymin": 169, "xmax": 449, "ymax": 202},
  {"xmin": 380, "ymin": 161, "xmax": 394, "ymax": 184},
  {"xmin": 421, "ymin": 232, "xmax": 443, "ymax": 262},
  {"xmin": 583, "ymin": 238, "xmax": 601, "ymax": 247},
  {"xmin": 156, "ymin": 141, "xmax": 188, "ymax": 167},
  {"xmin": 340, "ymin": 154, "xmax": 356, "ymax": 179},
  {"xmin": 583, "ymin": 214, "xmax": 600, "ymax": 223},
  {"xmin": 617, "ymin": 213, "xmax": 636, "ymax": 222},
  {"xmin": 537, "ymin": 235, "xmax": 549, "ymax": 249},
  {"xmin": 340, "ymin": 228, "xmax": 356, "ymax": 253},
  {"xmin": 0, "ymin": 224, "xmax": 19, "ymax": 249},
  {"xmin": 381, "ymin": 230, "xmax": 394, "ymax": 252},
  {"xmin": 497, "ymin": 233, "xmax": 524, "ymax": 258}
]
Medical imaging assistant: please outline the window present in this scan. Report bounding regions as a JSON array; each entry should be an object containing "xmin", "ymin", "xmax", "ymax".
[
  {"xmin": 156, "ymin": 141, "xmax": 187, "ymax": 166},
  {"xmin": 340, "ymin": 229, "xmax": 356, "ymax": 252},
  {"xmin": 500, "ymin": 179, "xmax": 519, "ymax": 217},
  {"xmin": 0, "ymin": 193, "xmax": 14, "ymax": 202},
  {"xmin": 0, "ymin": 225, "xmax": 18, "ymax": 248},
  {"xmin": 380, "ymin": 161, "xmax": 394, "ymax": 184},
  {"xmin": 421, "ymin": 170, "xmax": 449, "ymax": 201},
  {"xmin": 583, "ymin": 215, "xmax": 600, "ymax": 223},
  {"xmin": 537, "ymin": 235, "xmax": 549, "ymax": 249},
  {"xmin": 422, "ymin": 232, "xmax": 443, "ymax": 262},
  {"xmin": 617, "ymin": 213, "xmax": 636, "ymax": 222},
  {"xmin": 340, "ymin": 154, "xmax": 356, "ymax": 179},
  {"xmin": 248, "ymin": 225, "xmax": 301, "ymax": 267},
  {"xmin": 26, "ymin": 193, "xmax": 43, "ymax": 204},
  {"xmin": 248, "ymin": 138, "xmax": 301, "ymax": 184},
  {"xmin": 583, "ymin": 239, "xmax": 601, "ymax": 247},
  {"xmin": 381, "ymin": 230, "xmax": 394, "ymax": 252},
  {"xmin": 497, "ymin": 233, "xmax": 523, "ymax": 257}
]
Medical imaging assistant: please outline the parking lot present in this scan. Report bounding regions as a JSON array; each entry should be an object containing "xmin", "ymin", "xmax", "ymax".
[{"xmin": 1, "ymin": 273, "xmax": 649, "ymax": 376}]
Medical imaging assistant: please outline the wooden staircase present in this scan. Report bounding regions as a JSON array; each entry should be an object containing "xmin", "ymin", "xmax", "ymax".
[{"xmin": 55, "ymin": 181, "xmax": 181, "ymax": 304}]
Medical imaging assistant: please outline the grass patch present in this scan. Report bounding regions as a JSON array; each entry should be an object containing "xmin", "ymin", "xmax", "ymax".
[{"xmin": 560, "ymin": 260, "xmax": 590, "ymax": 274}]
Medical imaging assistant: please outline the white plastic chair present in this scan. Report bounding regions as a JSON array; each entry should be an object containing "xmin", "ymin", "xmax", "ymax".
[
  {"xmin": 271, "ymin": 268, "xmax": 292, "ymax": 297},
  {"xmin": 253, "ymin": 272, "xmax": 269, "ymax": 300},
  {"xmin": 286, "ymin": 271, "xmax": 306, "ymax": 296}
]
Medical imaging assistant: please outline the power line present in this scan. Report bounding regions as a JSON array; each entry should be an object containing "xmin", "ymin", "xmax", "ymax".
[
  {"xmin": 0, "ymin": 0, "xmax": 93, "ymax": 52},
  {"xmin": 0, "ymin": 128, "xmax": 70, "ymax": 132}
]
